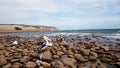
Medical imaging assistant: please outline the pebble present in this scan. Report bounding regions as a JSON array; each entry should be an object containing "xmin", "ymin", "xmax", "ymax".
[
  {"xmin": 25, "ymin": 61, "xmax": 36, "ymax": 68},
  {"xmin": 40, "ymin": 50, "xmax": 52, "ymax": 60},
  {"xmin": 74, "ymin": 54, "xmax": 87, "ymax": 62},
  {"xmin": 61, "ymin": 57, "xmax": 76, "ymax": 68},
  {"xmin": 40, "ymin": 61, "xmax": 51, "ymax": 68},
  {"xmin": 52, "ymin": 60, "xmax": 65, "ymax": 68},
  {"xmin": 0, "ymin": 56, "xmax": 7, "ymax": 65}
]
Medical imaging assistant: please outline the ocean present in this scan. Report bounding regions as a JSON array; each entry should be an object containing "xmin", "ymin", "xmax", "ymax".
[{"xmin": 0, "ymin": 29, "xmax": 120, "ymax": 39}]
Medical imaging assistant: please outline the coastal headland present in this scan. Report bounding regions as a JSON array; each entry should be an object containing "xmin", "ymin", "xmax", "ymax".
[{"xmin": 0, "ymin": 24, "xmax": 57, "ymax": 33}]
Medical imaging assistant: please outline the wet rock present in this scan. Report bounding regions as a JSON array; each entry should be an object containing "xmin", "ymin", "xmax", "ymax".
[
  {"xmin": 101, "ymin": 46, "xmax": 110, "ymax": 51},
  {"xmin": 30, "ymin": 52, "xmax": 38, "ymax": 57},
  {"xmin": 57, "ymin": 51, "xmax": 64, "ymax": 56},
  {"xmin": 101, "ymin": 58, "xmax": 112, "ymax": 63},
  {"xmin": 16, "ymin": 49, "xmax": 23, "ymax": 52},
  {"xmin": 41, "ymin": 50, "xmax": 52, "ymax": 60},
  {"xmin": 39, "ymin": 66, "xmax": 44, "ymax": 68},
  {"xmin": 2, "ymin": 63, "xmax": 11, "ymax": 68},
  {"xmin": 81, "ymin": 49, "xmax": 90, "ymax": 56},
  {"xmin": 0, "ymin": 56, "xmax": 7, "ymax": 65},
  {"xmin": 22, "ymin": 49, "xmax": 29, "ymax": 56},
  {"xmin": 90, "ymin": 52, "xmax": 98, "ymax": 60},
  {"xmin": 90, "ymin": 64, "xmax": 96, "ymax": 68},
  {"xmin": 61, "ymin": 57, "xmax": 76, "ymax": 68},
  {"xmin": 96, "ymin": 60, "xmax": 107, "ymax": 68},
  {"xmin": 0, "ymin": 45, "xmax": 5, "ymax": 50},
  {"xmin": 67, "ymin": 50, "xmax": 74, "ymax": 55},
  {"xmin": 11, "ymin": 62, "xmax": 22, "ymax": 68},
  {"xmin": 25, "ymin": 61, "xmax": 36, "ymax": 68},
  {"xmin": 114, "ymin": 62, "xmax": 120, "ymax": 67},
  {"xmin": 40, "ymin": 61, "xmax": 51, "ymax": 68},
  {"xmin": 113, "ymin": 48, "xmax": 120, "ymax": 52},
  {"xmin": 60, "ymin": 41, "xmax": 69, "ymax": 46},
  {"xmin": 10, "ymin": 59, "xmax": 20, "ymax": 62},
  {"xmin": 74, "ymin": 54, "xmax": 87, "ymax": 62},
  {"xmin": 52, "ymin": 60, "xmax": 65, "ymax": 68},
  {"xmin": 53, "ymin": 55, "xmax": 59, "ymax": 59},
  {"xmin": 20, "ymin": 56, "xmax": 29, "ymax": 62}
]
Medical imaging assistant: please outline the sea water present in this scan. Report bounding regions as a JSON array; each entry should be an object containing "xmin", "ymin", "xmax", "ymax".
[{"xmin": 0, "ymin": 29, "xmax": 120, "ymax": 39}]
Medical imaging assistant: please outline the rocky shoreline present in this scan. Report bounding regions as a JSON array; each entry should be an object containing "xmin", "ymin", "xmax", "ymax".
[{"xmin": 0, "ymin": 35, "xmax": 120, "ymax": 68}]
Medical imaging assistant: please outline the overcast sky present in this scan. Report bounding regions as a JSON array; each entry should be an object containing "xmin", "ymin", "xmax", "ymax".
[{"xmin": 0, "ymin": 0, "xmax": 120, "ymax": 30}]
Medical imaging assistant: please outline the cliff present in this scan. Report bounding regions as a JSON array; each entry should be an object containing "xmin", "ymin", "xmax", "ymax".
[{"xmin": 0, "ymin": 24, "xmax": 57, "ymax": 33}]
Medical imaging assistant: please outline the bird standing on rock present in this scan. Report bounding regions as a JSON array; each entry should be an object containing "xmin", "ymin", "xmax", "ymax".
[
  {"xmin": 39, "ymin": 36, "xmax": 53, "ymax": 51},
  {"xmin": 12, "ymin": 40, "xmax": 18, "ymax": 45}
]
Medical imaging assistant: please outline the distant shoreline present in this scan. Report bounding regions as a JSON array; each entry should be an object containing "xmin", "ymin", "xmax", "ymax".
[{"xmin": 0, "ymin": 24, "xmax": 57, "ymax": 33}]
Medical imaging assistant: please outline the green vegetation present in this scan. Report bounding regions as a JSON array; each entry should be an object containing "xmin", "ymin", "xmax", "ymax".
[
  {"xmin": 33, "ymin": 26, "xmax": 40, "ymax": 28},
  {"xmin": 14, "ymin": 27, "xmax": 22, "ymax": 30}
]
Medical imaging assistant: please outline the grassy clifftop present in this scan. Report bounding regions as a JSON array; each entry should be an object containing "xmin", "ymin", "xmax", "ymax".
[{"xmin": 0, "ymin": 24, "xmax": 57, "ymax": 33}]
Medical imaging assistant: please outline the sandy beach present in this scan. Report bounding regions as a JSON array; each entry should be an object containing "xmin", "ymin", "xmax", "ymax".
[{"xmin": 0, "ymin": 35, "xmax": 120, "ymax": 68}]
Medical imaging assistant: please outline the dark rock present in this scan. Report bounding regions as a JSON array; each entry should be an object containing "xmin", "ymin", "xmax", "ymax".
[{"xmin": 101, "ymin": 58, "xmax": 112, "ymax": 63}]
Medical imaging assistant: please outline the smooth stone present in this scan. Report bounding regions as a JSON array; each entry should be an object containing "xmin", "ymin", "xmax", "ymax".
[
  {"xmin": 61, "ymin": 57, "xmax": 76, "ymax": 68},
  {"xmin": 52, "ymin": 60, "xmax": 65, "ymax": 68},
  {"xmin": 20, "ymin": 56, "xmax": 29, "ymax": 62},
  {"xmin": 57, "ymin": 51, "xmax": 64, "ymax": 56},
  {"xmin": 53, "ymin": 55, "xmax": 59, "ymax": 59},
  {"xmin": 11, "ymin": 62, "xmax": 22, "ymax": 68},
  {"xmin": 0, "ymin": 56, "xmax": 7, "ymax": 65},
  {"xmin": 101, "ymin": 46, "xmax": 110, "ymax": 51},
  {"xmin": 41, "ymin": 50, "xmax": 52, "ymax": 60},
  {"xmin": 89, "ymin": 52, "xmax": 98, "ymax": 60},
  {"xmin": 82, "ymin": 49, "xmax": 90, "ymax": 56},
  {"xmin": 2, "ymin": 63, "xmax": 11, "ymax": 68},
  {"xmin": 40, "ymin": 61, "xmax": 51, "ymax": 68},
  {"xmin": 74, "ymin": 54, "xmax": 87, "ymax": 62},
  {"xmin": 101, "ymin": 58, "xmax": 112, "ymax": 63},
  {"xmin": 25, "ymin": 61, "xmax": 36, "ymax": 68},
  {"xmin": 96, "ymin": 60, "xmax": 107, "ymax": 68}
]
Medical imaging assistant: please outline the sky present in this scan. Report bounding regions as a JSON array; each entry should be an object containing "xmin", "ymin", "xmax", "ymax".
[{"xmin": 0, "ymin": 0, "xmax": 120, "ymax": 30}]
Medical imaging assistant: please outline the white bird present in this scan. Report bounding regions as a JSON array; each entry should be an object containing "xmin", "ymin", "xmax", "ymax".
[
  {"xmin": 43, "ymin": 36, "xmax": 51, "ymax": 41},
  {"xmin": 40, "ymin": 36, "xmax": 53, "ymax": 51},
  {"xmin": 43, "ymin": 36, "xmax": 53, "ymax": 46},
  {"xmin": 12, "ymin": 40, "xmax": 18, "ymax": 45}
]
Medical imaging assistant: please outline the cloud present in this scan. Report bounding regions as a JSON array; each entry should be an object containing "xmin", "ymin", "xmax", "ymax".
[{"xmin": 0, "ymin": 0, "xmax": 120, "ymax": 30}]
